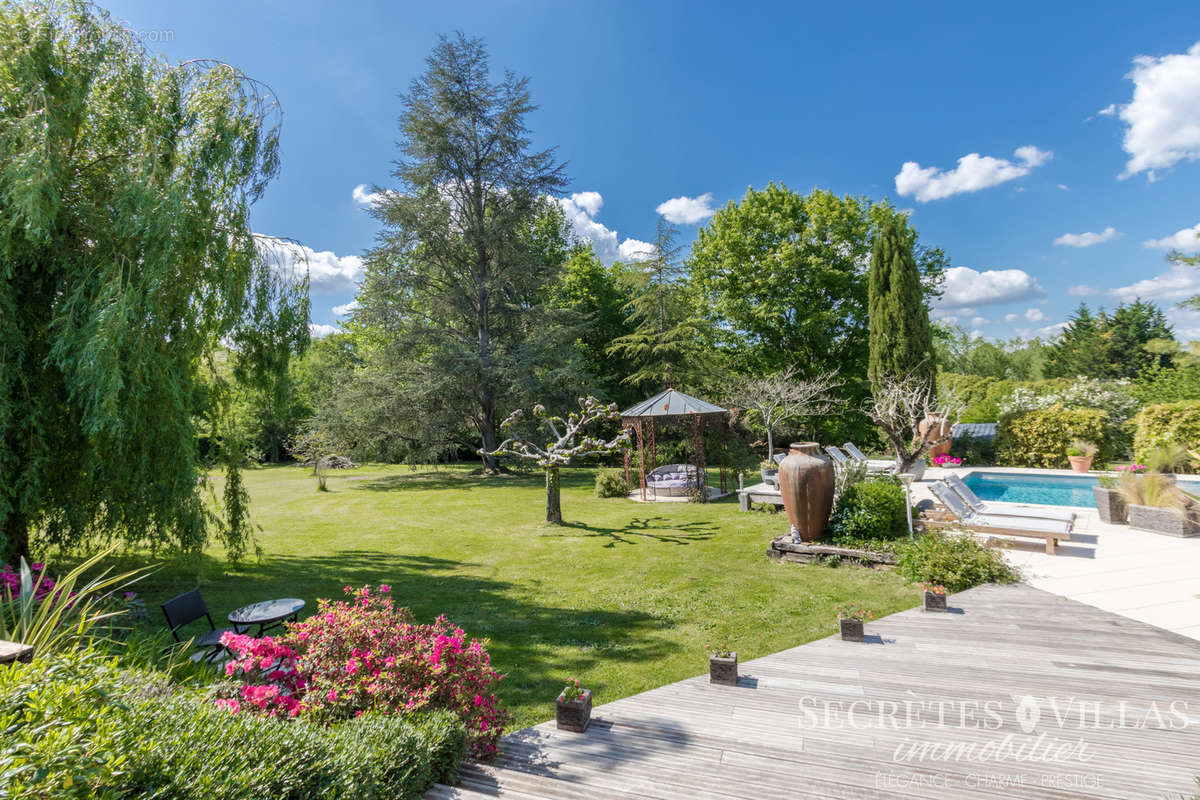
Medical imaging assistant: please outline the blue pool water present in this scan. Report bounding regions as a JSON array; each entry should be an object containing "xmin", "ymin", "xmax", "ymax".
[{"xmin": 961, "ymin": 471, "xmax": 1200, "ymax": 508}]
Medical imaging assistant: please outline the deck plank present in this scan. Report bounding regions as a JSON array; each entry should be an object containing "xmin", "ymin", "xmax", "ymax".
[{"xmin": 428, "ymin": 583, "xmax": 1200, "ymax": 800}]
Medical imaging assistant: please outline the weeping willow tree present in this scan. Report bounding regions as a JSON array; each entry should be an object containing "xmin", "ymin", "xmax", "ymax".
[{"xmin": 0, "ymin": 2, "xmax": 307, "ymax": 561}]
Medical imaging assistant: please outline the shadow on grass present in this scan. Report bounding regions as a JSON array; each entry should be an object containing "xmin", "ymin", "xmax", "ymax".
[
  {"xmin": 351, "ymin": 468, "xmax": 598, "ymax": 493},
  {"xmin": 116, "ymin": 547, "xmax": 673, "ymax": 727},
  {"xmin": 547, "ymin": 517, "xmax": 718, "ymax": 548}
]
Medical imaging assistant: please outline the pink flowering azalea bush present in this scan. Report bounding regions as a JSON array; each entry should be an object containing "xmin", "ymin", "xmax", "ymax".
[
  {"xmin": 931, "ymin": 454, "xmax": 962, "ymax": 467},
  {"xmin": 219, "ymin": 584, "xmax": 507, "ymax": 760}
]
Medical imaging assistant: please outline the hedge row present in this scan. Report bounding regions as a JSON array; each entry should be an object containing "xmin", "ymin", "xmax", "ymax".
[
  {"xmin": 937, "ymin": 373, "xmax": 1070, "ymax": 423},
  {"xmin": 0, "ymin": 653, "xmax": 468, "ymax": 800},
  {"xmin": 1133, "ymin": 401, "xmax": 1200, "ymax": 471},
  {"xmin": 995, "ymin": 406, "xmax": 1110, "ymax": 468}
]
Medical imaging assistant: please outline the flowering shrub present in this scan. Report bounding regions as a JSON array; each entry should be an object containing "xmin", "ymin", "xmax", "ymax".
[
  {"xmin": 0, "ymin": 561, "xmax": 54, "ymax": 600},
  {"xmin": 920, "ymin": 582, "xmax": 946, "ymax": 595},
  {"xmin": 931, "ymin": 454, "xmax": 962, "ymax": 467},
  {"xmin": 1119, "ymin": 464, "xmax": 1148, "ymax": 474},
  {"xmin": 1000, "ymin": 376, "xmax": 1138, "ymax": 424},
  {"xmin": 219, "ymin": 632, "xmax": 305, "ymax": 717},
  {"xmin": 219, "ymin": 585, "xmax": 506, "ymax": 760}
]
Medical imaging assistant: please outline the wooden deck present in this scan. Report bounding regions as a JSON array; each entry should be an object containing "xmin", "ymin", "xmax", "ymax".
[{"xmin": 427, "ymin": 583, "xmax": 1200, "ymax": 799}]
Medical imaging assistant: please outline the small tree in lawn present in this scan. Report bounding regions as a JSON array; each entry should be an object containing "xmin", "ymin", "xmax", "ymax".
[
  {"xmin": 864, "ymin": 369, "xmax": 963, "ymax": 474},
  {"xmin": 726, "ymin": 367, "xmax": 842, "ymax": 460},
  {"xmin": 482, "ymin": 397, "xmax": 630, "ymax": 524},
  {"xmin": 286, "ymin": 425, "xmax": 339, "ymax": 491}
]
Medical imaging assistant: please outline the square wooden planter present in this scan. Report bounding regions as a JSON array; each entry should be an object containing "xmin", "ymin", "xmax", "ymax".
[
  {"xmin": 556, "ymin": 689, "xmax": 592, "ymax": 732},
  {"xmin": 1092, "ymin": 486, "xmax": 1127, "ymax": 525},
  {"xmin": 708, "ymin": 653, "xmax": 738, "ymax": 686},
  {"xmin": 1128, "ymin": 505, "xmax": 1200, "ymax": 538},
  {"xmin": 839, "ymin": 618, "xmax": 864, "ymax": 642},
  {"xmin": 923, "ymin": 591, "xmax": 948, "ymax": 612}
]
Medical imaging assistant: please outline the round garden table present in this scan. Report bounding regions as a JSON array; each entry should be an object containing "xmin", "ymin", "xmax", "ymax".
[{"xmin": 228, "ymin": 598, "xmax": 305, "ymax": 636}]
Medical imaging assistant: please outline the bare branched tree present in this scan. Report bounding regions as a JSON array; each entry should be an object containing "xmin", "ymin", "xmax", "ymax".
[
  {"xmin": 863, "ymin": 368, "xmax": 963, "ymax": 473},
  {"xmin": 726, "ymin": 367, "xmax": 843, "ymax": 459},
  {"xmin": 481, "ymin": 397, "xmax": 631, "ymax": 524}
]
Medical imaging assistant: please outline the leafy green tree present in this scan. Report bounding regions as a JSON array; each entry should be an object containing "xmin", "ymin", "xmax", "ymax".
[
  {"xmin": 690, "ymin": 183, "xmax": 946, "ymax": 441},
  {"xmin": 1047, "ymin": 301, "xmax": 1173, "ymax": 379},
  {"xmin": 608, "ymin": 217, "xmax": 708, "ymax": 394},
  {"xmin": 868, "ymin": 218, "xmax": 936, "ymax": 394},
  {"xmin": 0, "ymin": 3, "xmax": 303, "ymax": 561},
  {"xmin": 549, "ymin": 245, "xmax": 638, "ymax": 405},
  {"xmin": 353, "ymin": 34, "xmax": 576, "ymax": 471}
]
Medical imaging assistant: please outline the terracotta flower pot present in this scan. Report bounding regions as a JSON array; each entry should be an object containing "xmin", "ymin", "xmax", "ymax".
[
  {"xmin": 708, "ymin": 653, "xmax": 738, "ymax": 686},
  {"xmin": 778, "ymin": 442, "xmax": 834, "ymax": 542},
  {"xmin": 839, "ymin": 618, "xmax": 864, "ymax": 642},
  {"xmin": 556, "ymin": 689, "xmax": 592, "ymax": 732},
  {"xmin": 1068, "ymin": 456, "xmax": 1093, "ymax": 474}
]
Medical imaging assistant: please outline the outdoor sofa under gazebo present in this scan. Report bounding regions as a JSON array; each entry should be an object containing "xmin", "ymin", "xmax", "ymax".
[{"xmin": 620, "ymin": 389, "xmax": 730, "ymax": 501}]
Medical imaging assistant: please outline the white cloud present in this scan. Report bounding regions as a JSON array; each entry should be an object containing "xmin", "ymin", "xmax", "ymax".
[
  {"xmin": 352, "ymin": 184, "xmax": 388, "ymax": 206},
  {"xmin": 895, "ymin": 146, "xmax": 1053, "ymax": 202},
  {"xmin": 937, "ymin": 315, "xmax": 959, "ymax": 326},
  {"xmin": 258, "ymin": 236, "xmax": 364, "ymax": 293},
  {"xmin": 1053, "ymin": 226, "xmax": 1119, "ymax": 247},
  {"xmin": 1024, "ymin": 307, "xmax": 1046, "ymax": 322},
  {"xmin": 1068, "ymin": 284, "xmax": 1103, "ymax": 296},
  {"xmin": 1111, "ymin": 262, "xmax": 1200, "ymax": 304},
  {"xmin": 1004, "ymin": 313, "xmax": 1018, "ymax": 323},
  {"xmin": 655, "ymin": 193, "xmax": 716, "ymax": 225},
  {"xmin": 556, "ymin": 192, "xmax": 654, "ymax": 264},
  {"xmin": 1057, "ymin": 183, "xmax": 1069, "ymax": 190},
  {"xmin": 969, "ymin": 329, "xmax": 985, "ymax": 340},
  {"xmin": 970, "ymin": 316, "xmax": 989, "ymax": 327},
  {"xmin": 309, "ymin": 323, "xmax": 340, "ymax": 338},
  {"xmin": 1037, "ymin": 322, "xmax": 1070, "ymax": 338},
  {"xmin": 1143, "ymin": 223, "xmax": 1200, "ymax": 250},
  {"xmin": 1097, "ymin": 103, "xmax": 1118, "ymax": 117},
  {"xmin": 332, "ymin": 300, "xmax": 360, "ymax": 317},
  {"xmin": 1114, "ymin": 41, "xmax": 1200, "ymax": 179},
  {"xmin": 938, "ymin": 267, "xmax": 1046, "ymax": 308}
]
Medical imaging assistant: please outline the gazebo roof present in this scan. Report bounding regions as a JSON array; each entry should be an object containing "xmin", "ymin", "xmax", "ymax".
[{"xmin": 621, "ymin": 389, "xmax": 726, "ymax": 419}]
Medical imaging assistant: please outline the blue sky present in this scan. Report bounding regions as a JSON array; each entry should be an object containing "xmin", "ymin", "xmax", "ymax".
[{"xmin": 105, "ymin": 0, "xmax": 1200, "ymax": 341}]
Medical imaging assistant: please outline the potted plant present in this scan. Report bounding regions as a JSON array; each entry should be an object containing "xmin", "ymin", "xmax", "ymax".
[
  {"xmin": 760, "ymin": 458, "xmax": 779, "ymax": 487},
  {"xmin": 556, "ymin": 677, "xmax": 592, "ymax": 732},
  {"xmin": 1120, "ymin": 472, "xmax": 1199, "ymax": 537},
  {"xmin": 1145, "ymin": 443, "xmax": 1188, "ymax": 483},
  {"xmin": 1093, "ymin": 474, "xmax": 1128, "ymax": 524},
  {"xmin": 706, "ymin": 644, "xmax": 738, "ymax": 686},
  {"xmin": 921, "ymin": 583, "xmax": 948, "ymax": 612},
  {"xmin": 835, "ymin": 603, "xmax": 872, "ymax": 642},
  {"xmin": 1066, "ymin": 440, "xmax": 1097, "ymax": 473}
]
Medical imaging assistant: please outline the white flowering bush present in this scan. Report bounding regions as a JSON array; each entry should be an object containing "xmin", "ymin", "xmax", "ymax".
[{"xmin": 999, "ymin": 377, "xmax": 1138, "ymax": 458}]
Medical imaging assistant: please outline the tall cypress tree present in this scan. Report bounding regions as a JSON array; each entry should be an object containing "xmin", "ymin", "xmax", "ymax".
[{"xmin": 867, "ymin": 218, "xmax": 936, "ymax": 394}]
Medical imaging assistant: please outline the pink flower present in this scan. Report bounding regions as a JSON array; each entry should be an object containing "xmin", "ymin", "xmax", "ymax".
[{"xmin": 327, "ymin": 689, "xmax": 339, "ymax": 702}]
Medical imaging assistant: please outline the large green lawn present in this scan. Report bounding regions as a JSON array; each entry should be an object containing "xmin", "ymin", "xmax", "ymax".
[{"xmin": 130, "ymin": 464, "xmax": 918, "ymax": 729}]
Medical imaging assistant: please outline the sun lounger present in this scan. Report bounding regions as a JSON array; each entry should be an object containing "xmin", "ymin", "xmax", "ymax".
[
  {"xmin": 842, "ymin": 442, "xmax": 897, "ymax": 473},
  {"xmin": 928, "ymin": 482, "xmax": 1071, "ymax": 555},
  {"xmin": 943, "ymin": 473, "xmax": 1076, "ymax": 524}
]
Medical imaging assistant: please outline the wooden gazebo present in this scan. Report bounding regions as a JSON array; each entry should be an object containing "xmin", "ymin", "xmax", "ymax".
[{"xmin": 620, "ymin": 389, "xmax": 729, "ymax": 501}]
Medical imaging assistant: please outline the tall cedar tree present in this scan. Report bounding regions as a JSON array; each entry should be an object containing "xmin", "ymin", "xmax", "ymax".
[
  {"xmin": 867, "ymin": 218, "xmax": 936, "ymax": 394},
  {"xmin": 356, "ymin": 34, "xmax": 570, "ymax": 471},
  {"xmin": 608, "ymin": 217, "xmax": 705, "ymax": 393},
  {"xmin": 0, "ymin": 3, "xmax": 305, "ymax": 561},
  {"xmin": 1046, "ymin": 301, "xmax": 1173, "ymax": 380}
]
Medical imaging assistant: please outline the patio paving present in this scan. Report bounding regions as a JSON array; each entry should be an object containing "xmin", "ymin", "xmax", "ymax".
[
  {"xmin": 917, "ymin": 467, "xmax": 1200, "ymax": 642},
  {"xmin": 428, "ymin": 583, "xmax": 1200, "ymax": 799}
]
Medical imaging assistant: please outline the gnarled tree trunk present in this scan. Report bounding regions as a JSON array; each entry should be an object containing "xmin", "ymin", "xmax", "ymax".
[{"xmin": 545, "ymin": 467, "xmax": 562, "ymax": 524}]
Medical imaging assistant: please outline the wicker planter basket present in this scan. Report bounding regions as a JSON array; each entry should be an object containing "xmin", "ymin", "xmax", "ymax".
[
  {"xmin": 1092, "ymin": 486, "xmax": 1127, "ymax": 525},
  {"xmin": 1128, "ymin": 504, "xmax": 1199, "ymax": 538},
  {"xmin": 708, "ymin": 653, "xmax": 738, "ymax": 686}
]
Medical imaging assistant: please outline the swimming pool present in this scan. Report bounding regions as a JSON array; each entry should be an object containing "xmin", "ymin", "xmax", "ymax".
[{"xmin": 961, "ymin": 471, "xmax": 1200, "ymax": 508}]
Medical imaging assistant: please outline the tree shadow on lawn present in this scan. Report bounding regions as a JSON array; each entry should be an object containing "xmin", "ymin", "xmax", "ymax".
[
  {"xmin": 141, "ymin": 548, "xmax": 673, "ymax": 727},
  {"xmin": 352, "ymin": 468, "xmax": 597, "ymax": 493},
  {"xmin": 548, "ymin": 517, "xmax": 718, "ymax": 548}
]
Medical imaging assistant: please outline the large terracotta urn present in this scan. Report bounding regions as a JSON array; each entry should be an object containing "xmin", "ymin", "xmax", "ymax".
[
  {"xmin": 778, "ymin": 442, "xmax": 835, "ymax": 543},
  {"xmin": 919, "ymin": 417, "xmax": 952, "ymax": 458}
]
